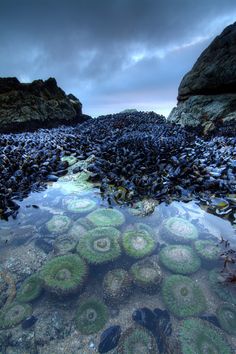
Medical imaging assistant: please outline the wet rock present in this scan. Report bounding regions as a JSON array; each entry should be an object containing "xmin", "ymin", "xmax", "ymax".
[
  {"xmin": 0, "ymin": 77, "xmax": 90, "ymax": 133},
  {"xmin": 35, "ymin": 238, "xmax": 54, "ymax": 254},
  {"xmin": 168, "ymin": 22, "xmax": 236, "ymax": 136},
  {"xmin": 98, "ymin": 325, "xmax": 121, "ymax": 353}
]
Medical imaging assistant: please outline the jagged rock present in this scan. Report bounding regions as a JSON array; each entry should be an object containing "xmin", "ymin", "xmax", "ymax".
[
  {"xmin": 168, "ymin": 22, "xmax": 236, "ymax": 136},
  {"xmin": 0, "ymin": 77, "xmax": 90, "ymax": 132}
]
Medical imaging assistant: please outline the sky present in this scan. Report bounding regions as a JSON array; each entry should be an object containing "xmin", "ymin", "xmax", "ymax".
[{"xmin": 0, "ymin": 1, "xmax": 236, "ymax": 117}]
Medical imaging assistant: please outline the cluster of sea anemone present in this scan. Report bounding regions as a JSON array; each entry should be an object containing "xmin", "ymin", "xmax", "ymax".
[{"xmin": 178, "ymin": 318, "xmax": 233, "ymax": 354}]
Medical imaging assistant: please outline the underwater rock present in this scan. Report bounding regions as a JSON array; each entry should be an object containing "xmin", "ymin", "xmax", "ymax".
[
  {"xmin": 122, "ymin": 231, "xmax": 156, "ymax": 259},
  {"xmin": 77, "ymin": 227, "xmax": 121, "ymax": 265},
  {"xmin": 34, "ymin": 311, "xmax": 72, "ymax": 345},
  {"xmin": 130, "ymin": 255, "xmax": 162, "ymax": 293},
  {"xmin": 75, "ymin": 298, "xmax": 108, "ymax": 335},
  {"xmin": 178, "ymin": 318, "xmax": 233, "ymax": 354},
  {"xmin": 35, "ymin": 237, "xmax": 54, "ymax": 254},
  {"xmin": 40, "ymin": 254, "xmax": 88, "ymax": 296},
  {"xmin": 161, "ymin": 274, "xmax": 206, "ymax": 318},
  {"xmin": 161, "ymin": 217, "xmax": 198, "ymax": 244},
  {"xmin": 103, "ymin": 268, "xmax": 132, "ymax": 304},
  {"xmin": 98, "ymin": 325, "xmax": 121, "ymax": 353},
  {"xmin": 159, "ymin": 245, "xmax": 201, "ymax": 275}
]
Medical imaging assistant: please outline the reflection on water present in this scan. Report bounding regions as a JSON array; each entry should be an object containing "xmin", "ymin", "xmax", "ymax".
[{"xmin": 0, "ymin": 166, "xmax": 236, "ymax": 353}]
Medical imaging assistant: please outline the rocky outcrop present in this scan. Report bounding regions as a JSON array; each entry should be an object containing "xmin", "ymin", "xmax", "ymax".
[
  {"xmin": 0, "ymin": 77, "xmax": 90, "ymax": 133},
  {"xmin": 168, "ymin": 22, "xmax": 236, "ymax": 135}
]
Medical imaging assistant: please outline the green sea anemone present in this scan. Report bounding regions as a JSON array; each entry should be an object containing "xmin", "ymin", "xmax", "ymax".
[
  {"xmin": 75, "ymin": 298, "xmax": 108, "ymax": 334},
  {"xmin": 16, "ymin": 275, "xmax": 43, "ymax": 303},
  {"xmin": 103, "ymin": 268, "xmax": 132, "ymax": 304},
  {"xmin": 159, "ymin": 245, "xmax": 201, "ymax": 275},
  {"xmin": 117, "ymin": 326, "xmax": 159, "ymax": 354},
  {"xmin": 216, "ymin": 303, "xmax": 236, "ymax": 334},
  {"xmin": 179, "ymin": 318, "xmax": 233, "ymax": 354},
  {"xmin": 61, "ymin": 155, "xmax": 77, "ymax": 166},
  {"xmin": 87, "ymin": 208, "xmax": 125, "ymax": 227},
  {"xmin": 0, "ymin": 303, "xmax": 32, "ymax": 329},
  {"xmin": 122, "ymin": 231, "xmax": 156, "ymax": 259},
  {"xmin": 208, "ymin": 269, "xmax": 236, "ymax": 304},
  {"xmin": 76, "ymin": 227, "xmax": 121, "ymax": 265},
  {"xmin": 40, "ymin": 254, "xmax": 88, "ymax": 296},
  {"xmin": 161, "ymin": 217, "xmax": 198, "ymax": 244},
  {"xmin": 45, "ymin": 215, "xmax": 72, "ymax": 234},
  {"xmin": 68, "ymin": 221, "xmax": 88, "ymax": 237},
  {"xmin": 63, "ymin": 196, "xmax": 96, "ymax": 213},
  {"xmin": 194, "ymin": 240, "xmax": 220, "ymax": 263},
  {"xmin": 162, "ymin": 275, "xmax": 206, "ymax": 318},
  {"xmin": 130, "ymin": 255, "xmax": 162, "ymax": 292}
]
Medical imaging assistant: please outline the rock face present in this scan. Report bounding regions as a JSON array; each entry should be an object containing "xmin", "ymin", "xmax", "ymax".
[
  {"xmin": 168, "ymin": 22, "xmax": 236, "ymax": 135},
  {"xmin": 0, "ymin": 77, "xmax": 90, "ymax": 133}
]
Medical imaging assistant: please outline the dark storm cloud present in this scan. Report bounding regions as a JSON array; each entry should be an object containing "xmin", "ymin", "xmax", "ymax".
[{"xmin": 0, "ymin": 0, "xmax": 236, "ymax": 115}]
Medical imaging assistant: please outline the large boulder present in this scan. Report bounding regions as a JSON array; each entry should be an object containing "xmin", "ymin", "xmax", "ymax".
[
  {"xmin": 0, "ymin": 77, "xmax": 90, "ymax": 133},
  {"xmin": 168, "ymin": 22, "xmax": 236, "ymax": 135}
]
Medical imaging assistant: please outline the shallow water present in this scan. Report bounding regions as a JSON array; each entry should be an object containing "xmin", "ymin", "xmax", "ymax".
[{"xmin": 0, "ymin": 161, "xmax": 235, "ymax": 354}]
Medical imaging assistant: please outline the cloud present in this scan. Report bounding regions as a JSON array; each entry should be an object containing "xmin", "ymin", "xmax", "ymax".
[{"xmin": 0, "ymin": 0, "xmax": 236, "ymax": 116}]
